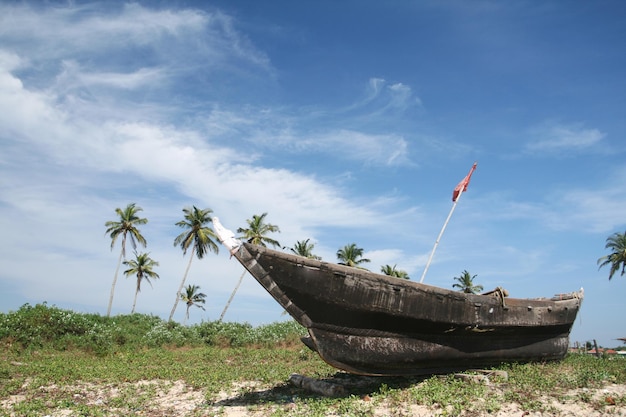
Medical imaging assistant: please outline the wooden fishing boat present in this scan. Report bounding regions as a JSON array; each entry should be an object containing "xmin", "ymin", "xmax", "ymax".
[{"xmin": 213, "ymin": 218, "xmax": 583, "ymax": 376}]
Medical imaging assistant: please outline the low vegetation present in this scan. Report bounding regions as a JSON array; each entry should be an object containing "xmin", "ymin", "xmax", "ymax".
[{"xmin": 1, "ymin": 303, "xmax": 626, "ymax": 416}]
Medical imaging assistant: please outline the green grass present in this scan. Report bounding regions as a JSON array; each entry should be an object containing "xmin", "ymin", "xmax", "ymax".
[{"xmin": 1, "ymin": 303, "xmax": 625, "ymax": 416}]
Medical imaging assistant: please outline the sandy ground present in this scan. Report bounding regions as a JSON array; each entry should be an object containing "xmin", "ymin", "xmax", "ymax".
[{"xmin": 3, "ymin": 378, "xmax": 626, "ymax": 416}]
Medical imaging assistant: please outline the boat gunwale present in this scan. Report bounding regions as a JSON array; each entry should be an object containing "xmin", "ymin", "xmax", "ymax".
[{"xmin": 242, "ymin": 242, "xmax": 584, "ymax": 306}]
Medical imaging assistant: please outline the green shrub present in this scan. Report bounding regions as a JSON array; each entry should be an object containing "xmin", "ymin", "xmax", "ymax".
[
  {"xmin": 196, "ymin": 320, "xmax": 306, "ymax": 347},
  {"xmin": 0, "ymin": 303, "xmax": 96, "ymax": 348},
  {"xmin": 251, "ymin": 320, "xmax": 307, "ymax": 346},
  {"xmin": 196, "ymin": 321, "xmax": 255, "ymax": 347},
  {"xmin": 142, "ymin": 321, "xmax": 201, "ymax": 347},
  {"xmin": 0, "ymin": 304, "xmax": 309, "ymax": 354}
]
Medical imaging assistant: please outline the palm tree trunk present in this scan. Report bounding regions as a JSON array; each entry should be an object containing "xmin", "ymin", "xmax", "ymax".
[
  {"xmin": 184, "ymin": 304, "xmax": 190, "ymax": 325},
  {"xmin": 169, "ymin": 245, "xmax": 195, "ymax": 321},
  {"xmin": 131, "ymin": 278, "xmax": 140, "ymax": 314},
  {"xmin": 219, "ymin": 269, "xmax": 246, "ymax": 322},
  {"xmin": 107, "ymin": 238, "xmax": 126, "ymax": 317}
]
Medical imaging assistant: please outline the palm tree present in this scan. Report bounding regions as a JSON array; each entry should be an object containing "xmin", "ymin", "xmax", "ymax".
[
  {"xmin": 104, "ymin": 203, "xmax": 148, "ymax": 317},
  {"xmin": 123, "ymin": 251, "xmax": 160, "ymax": 314},
  {"xmin": 237, "ymin": 212, "xmax": 281, "ymax": 247},
  {"xmin": 169, "ymin": 206, "xmax": 219, "ymax": 321},
  {"xmin": 381, "ymin": 264, "xmax": 410, "ymax": 279},
  {"xmin": 337, "ymin": 243, "xmax": 370, "ymax": 269},
  {"xmin": 181, "ymin": 284, "xmax": 206, "ymax": 324},
  {"xmin": 290, "ymin": 239, "xmax": 321, "ymax": 260},
  {"xmin": 597, "ymin": 231, "xmax": 626, "ymax": 280},
  {"xmin": 452, "ymin": 270, "xmax": 483, "ymax": 294},
  {"xmin": 219, "ymin": 213, "xmax": 281, "ymax": 321}
]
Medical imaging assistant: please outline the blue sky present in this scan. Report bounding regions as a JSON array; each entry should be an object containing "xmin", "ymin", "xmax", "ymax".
[{"xmin": 0, "ymin": 1, "xmax": 624, "ymax": 347}]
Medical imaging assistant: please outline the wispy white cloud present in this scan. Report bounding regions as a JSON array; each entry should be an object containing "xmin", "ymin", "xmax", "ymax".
[
  {"xmin": 56, "ymin": 61, "xmax": 166, "ymax": 90},
  {"xmin": 0, "ymin": 60, "xmax": 65, "ymax": 143},
  {"xmin": 0, "ymin": 3, "xmax": 205, "ymax": 58},
  {"xmin": 387, "ymin": 82, "xmax": 422, "ymax": 110},
  {"xmin": 247, "ymin": 126, "xmax": 412, "ymax": 166},
  {"xmin": 0, "ymin": 50, "xmax": 22, "ymax": 72},
  {"xmin": 189, "ymin": 104, "xmax": 416, "ymax": 167},
  {"xmin": 526, "ymin": 122, "xmax": 606, "ymax": 154},
  {"xmin": 552, "ymin": 185, "xmax": 626, "ymax": 233},
  {"xmin": 475, "ymin": 166, "xmax": 626, "ymax": 234},
  {"xmin": 0, "ymin": 3, "xmax": 270, "ymax": 78},
  {"xmin": 303, "ymin": 130, "xmax": 412, "ymax": 166},
  {"xmin": 344, "ymin": 77, "xmax": 423, "ymax": 115}
]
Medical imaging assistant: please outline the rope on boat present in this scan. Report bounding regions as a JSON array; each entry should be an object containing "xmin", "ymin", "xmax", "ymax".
[
  {"xmin": 495, "ymin": 287, "xmax": 507, "ymax": 308},
  {"xmin": 551, "ymin": 288, "xmax": 584, "ymax": 301}
]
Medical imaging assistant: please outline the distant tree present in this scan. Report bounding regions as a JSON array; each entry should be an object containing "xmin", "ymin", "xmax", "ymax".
[
  {"xmin": 181, "ymin": 284, "xmax": 206, "ymax": 324},
  {"xmin": 170, "ymin": 206, "xmax": 218, "ymax": 321},
  {"xmin": 452, "ymin": 270, "xmax": 483, "ymax": 294},
  {"xmin": 104, "ymin": 203, "xmax": 147, "ymax": 317},
  {"xmin": 381, "ymin": 264, "xmax": 410, "ymax": 279},
  {"xmin": 290, "ymin": 239, "xmax": 321, "ymax": 260},
  {"xmin": 337, "ymin": 243, "xmax": 370, "ymax": 269},
  {"xmin": 597, "ymin": 231, "xmax": 626, "ymax": 280},
  {"xmin": 219, "ymin": 213, "xmax": 281, "ymax": 321},
  {"xmin": 123, "ymin": 251, "xmax": 160, "ymax": 314}
]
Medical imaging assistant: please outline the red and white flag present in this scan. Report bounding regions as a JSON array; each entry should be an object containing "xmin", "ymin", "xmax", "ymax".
[{"xmin": 452, "ymin": 162, "xmax": 477, "ymax": 202}]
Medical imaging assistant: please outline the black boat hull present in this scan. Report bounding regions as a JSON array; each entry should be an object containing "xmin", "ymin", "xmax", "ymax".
[{"xmin": 232, "ymin": 242, "xmax": 583, "ymax": 376}]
